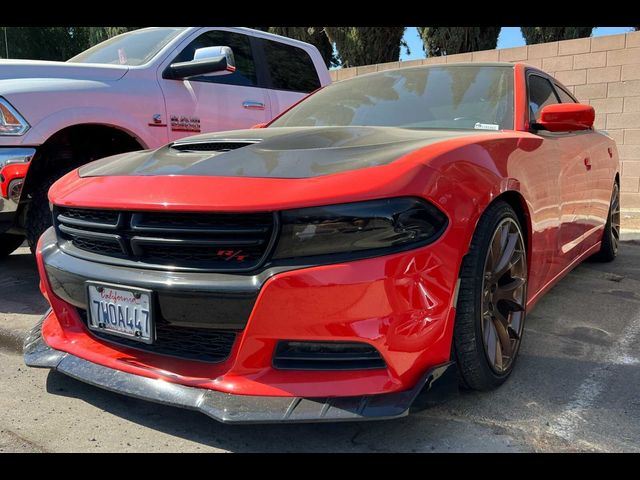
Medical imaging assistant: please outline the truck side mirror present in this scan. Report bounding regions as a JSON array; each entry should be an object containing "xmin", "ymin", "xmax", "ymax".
[{"xmin": 163, "ymin": 46, "xmax": 236, "ymax": 80}]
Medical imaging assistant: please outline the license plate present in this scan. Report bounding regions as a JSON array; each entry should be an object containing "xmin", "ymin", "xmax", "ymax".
[{"xmin": 86, "ymin": 282, "xmax": 154, "ymax": 344}]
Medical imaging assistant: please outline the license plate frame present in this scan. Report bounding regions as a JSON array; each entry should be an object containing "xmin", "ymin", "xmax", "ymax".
[{"xmin": 85, "ymin": 281, "xmax": 154, "ymax": 345}]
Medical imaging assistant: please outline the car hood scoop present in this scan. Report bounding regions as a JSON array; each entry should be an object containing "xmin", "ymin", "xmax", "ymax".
[
  {"xmin": 79, "ymin": 126, "xmax": 481, "ymax": 179},
  {"xmin": 170, "ymin": 140, "xmax": 258, "ymax": 152}
]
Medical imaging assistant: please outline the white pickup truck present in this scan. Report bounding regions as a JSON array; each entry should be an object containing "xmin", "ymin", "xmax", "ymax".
[{"xmin": 0, "ymin": 27, "xmax": 331, "ymax": 254}]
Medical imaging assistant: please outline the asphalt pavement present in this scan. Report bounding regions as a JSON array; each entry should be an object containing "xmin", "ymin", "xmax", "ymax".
[{"xmin": 1, "ymin": 243, "xmax": 639, "ymax": 452}]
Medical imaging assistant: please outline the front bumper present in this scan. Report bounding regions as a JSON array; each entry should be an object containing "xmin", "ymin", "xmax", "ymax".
[
  {"xmin": 0, "ymin": 147, "xmax": 35, "ymax": 230},
  {"xmin": 25, "ymin": 314, "xmax": 456, "ymax": 423}
]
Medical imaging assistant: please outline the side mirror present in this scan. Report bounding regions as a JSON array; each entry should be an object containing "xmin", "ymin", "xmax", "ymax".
[
  {"xmin": 534, "ymin": 103, "xmax": 595, "ymax": 132},
  {"xmin": 163, "ymin": 46, "xmax": 236, "ymax": 80}
]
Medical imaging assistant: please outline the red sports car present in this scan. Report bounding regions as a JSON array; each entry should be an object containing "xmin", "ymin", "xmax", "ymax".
[{"xmin": 25, "ymin": 62, "xmax": 620, "ymax": 423}]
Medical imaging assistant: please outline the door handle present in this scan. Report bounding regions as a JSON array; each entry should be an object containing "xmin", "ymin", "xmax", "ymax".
[
  {"xmin": 584, "ymin": 157, "xmax": 592, "ymax": 171},
  {"xmin": 243, "ymin": 101, "xmax": 265, "ymax": 110}
]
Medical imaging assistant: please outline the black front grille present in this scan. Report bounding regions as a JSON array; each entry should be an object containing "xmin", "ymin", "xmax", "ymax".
[
  {"xmin": 58, "ymin": 207, "xmax": 119, "ymax": 225},
  {"xmin": 54, "ymin": 207, "xmax": 277, "ymax": 271},
  {"xmin": 273, "ymin": 341, "xmax": 387, "ymax": 370},
  {"xmin": 78, "ymin": 309, "xmax": 237, "ymax": 363}
]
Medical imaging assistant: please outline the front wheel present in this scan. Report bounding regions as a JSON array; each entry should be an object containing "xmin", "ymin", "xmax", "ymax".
[
  {"xmin": 453, "ymin": 201, "xmax": 528, "ymax": 391},
  {"xmin": 25, "ymin": 165, "xmax": 75, "ymax": 252}
]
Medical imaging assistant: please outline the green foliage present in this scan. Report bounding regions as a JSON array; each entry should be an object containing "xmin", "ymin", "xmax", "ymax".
[
  {"xmin": 0, "ymin": 27, "xmax": 140, "ymax": 61},
  {"xmin": 520, "ymin": 27, "xmax": 594, "ymax": 45},
  {"xmin": 1, "ymin": 27, "xmax": 85, "ymax": 60},
  {"xmin": 417, "ymin": 27, "xmax": 501, "ymax": 56},
  {"xmin": 266, "ymin": 27, "xmax": 336, "ymax": 68},
  {"xmin": 324, "ymin": 27, "xmax": 405, "ymax": 68},
  {"xmin": 87, "ymin": 27, "xmax": 140, "ymax": 46}
]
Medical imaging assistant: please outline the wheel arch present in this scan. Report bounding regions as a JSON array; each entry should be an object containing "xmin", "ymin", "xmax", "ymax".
[
  {"xmin": 492, "ymin": 190, "xmax": 532, "ymax": 258},
  {"xmin": 20, "ymin": 123, "xmax": 145, "ymax": 200}
]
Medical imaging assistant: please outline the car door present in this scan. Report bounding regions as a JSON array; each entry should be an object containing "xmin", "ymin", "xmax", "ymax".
[
  {"xmin": 254, "ymin": 37, "xmax": 323, "ymax": 116},
  {"xmin": 552, "ymin": 82, "xmax": 611, "ymax": 252},
  {"xmin": 158, "ymin": 28, "xmax": 272, "ymax": 141},
  {"xmin": 527, "ymin": 73, "xmax": 593, "ymax": 272}
]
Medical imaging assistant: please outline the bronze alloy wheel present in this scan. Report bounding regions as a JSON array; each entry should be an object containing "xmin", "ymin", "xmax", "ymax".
[
  {"xmin": 610, "ymin": 183, "xmax": 621, "ymax": 256},
  {"xmin": 480, "ymin": 218, "xmax": 527, "ymax": 374}
]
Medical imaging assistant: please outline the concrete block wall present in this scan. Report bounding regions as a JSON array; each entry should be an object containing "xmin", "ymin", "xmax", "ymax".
[{"xmin": 329, "ymin": 31, "xmax": 640, "ymax": 212}]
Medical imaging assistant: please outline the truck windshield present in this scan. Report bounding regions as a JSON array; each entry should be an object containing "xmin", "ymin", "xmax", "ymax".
[
  {"xmin": 68, "ymin": 27, "xmax": 186, "ymax": 66},
  {"xmin": 271, "ymin": 65, "xmax": 515, "ymax": 131}
]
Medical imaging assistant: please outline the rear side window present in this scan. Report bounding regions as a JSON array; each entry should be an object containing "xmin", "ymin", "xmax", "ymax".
[
  {"xmin": 261, "ymin": 40, "xmax": 321, "ymax": 93},
  {"xmin": 528, "ymin": 74, "xmax": 559, "ymax": 122},
  {"xmin": 554, "ymin": 84, "xmax": 577, "ymax": 104},
  {"xmin": 171, "ymin": 30, "xmax": 257, "ymax": 87}
]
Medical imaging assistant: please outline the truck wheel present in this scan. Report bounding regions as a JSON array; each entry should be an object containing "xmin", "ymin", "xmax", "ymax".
[
  {"xmin": 453, "ymin": 201, "xmax": 528, "ymax": 391},
  {"xmin": 0, "ymin": 233, "xmax": 24, "ymax": 258},
  {"xmin": 25, "ymin": 170, "xmax": 69, "ymax": 252}
]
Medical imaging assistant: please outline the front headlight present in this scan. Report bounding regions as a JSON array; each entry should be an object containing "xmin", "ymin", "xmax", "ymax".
[
  {"xmin": 273, "ymin": 197, "xmax": 448, "ymax": 261},
  {"xmin": 0, "ymin": 98, "xmax": 30, "ymax": 136}
]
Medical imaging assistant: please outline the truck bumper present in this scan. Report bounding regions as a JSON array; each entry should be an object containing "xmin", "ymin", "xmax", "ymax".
[
  {"xmin": 25, "ymin": 313, "xmax": 457, "ymax": 424},
  {"xmin": 0, "ymin": 147, "xmax": 35, "ymax": 232}
]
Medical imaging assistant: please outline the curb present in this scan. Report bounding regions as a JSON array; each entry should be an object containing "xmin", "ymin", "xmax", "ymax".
[{"xmin": 621, "ymin": 230, "xmax": 640, "ymax": 242}]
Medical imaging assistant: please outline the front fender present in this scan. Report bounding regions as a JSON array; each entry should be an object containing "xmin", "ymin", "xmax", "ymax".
[{"xmin": 16, "ymin": 106, "xmax": 155, "ymax": 149}]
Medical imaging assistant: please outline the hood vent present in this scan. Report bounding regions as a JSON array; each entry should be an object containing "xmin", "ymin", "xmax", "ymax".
[{"xmin": 171, "ymin": 140, "xmax": 258, "ymax": 153}]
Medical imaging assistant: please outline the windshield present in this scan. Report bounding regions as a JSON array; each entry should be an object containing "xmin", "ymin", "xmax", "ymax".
[
  {"xmin": 271, "ymin": 65, "xmax": 515, "ymax": 131},
  {"xmin": 68, "ymin": 27, "xmax": 186, "ymax": 66}
]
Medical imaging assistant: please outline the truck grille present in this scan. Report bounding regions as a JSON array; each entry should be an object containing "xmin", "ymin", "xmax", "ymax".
[
  {"xmin": 53, "ymin": 207, "xmax": 277, "ymax": 272},
  {"xmin": 78, "ymin": 309, "xmax": 237, "ymax": 363}
]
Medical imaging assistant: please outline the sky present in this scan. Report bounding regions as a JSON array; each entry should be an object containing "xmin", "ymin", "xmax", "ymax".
[{"xmin": 400, "ymin": 27, "xmax": 635, "ymax": 61}]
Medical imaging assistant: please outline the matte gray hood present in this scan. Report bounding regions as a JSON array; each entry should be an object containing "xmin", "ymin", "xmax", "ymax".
[{"xmin": 80, "ymin": 126, "xmax": 482, "ymax": 179}]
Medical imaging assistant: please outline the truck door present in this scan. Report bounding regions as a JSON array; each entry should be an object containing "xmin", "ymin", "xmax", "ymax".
[
  {"xmin": 158, "ymin": 28, "xmax": 271, "ymax": 141},
  {"xmin": 254, "ymin": 36, "xmax": 323, "ymax": 116}
]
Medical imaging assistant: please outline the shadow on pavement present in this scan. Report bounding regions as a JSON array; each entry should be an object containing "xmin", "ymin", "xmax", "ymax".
[{"xmin": 0, "ymin": 247, "xmax": 48, "ymax": 316}]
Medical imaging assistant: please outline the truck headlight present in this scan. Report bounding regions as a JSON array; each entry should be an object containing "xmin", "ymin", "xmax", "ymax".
[
  {"xmin": 0, "ymin": 98, "xmax": 30, "ymax": 136},
  {"xmin": 273, "ymin": 197, "xmax": 448, "ymax": 261}
]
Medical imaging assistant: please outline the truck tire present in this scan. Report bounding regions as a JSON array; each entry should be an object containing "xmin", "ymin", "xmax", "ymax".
[
  {"xmin": 25, "ymin": 168, "xmax": 71, "ymax": 252},
  {"xmin": 0, "ymin": 233, "xmax": 24, "ymax": 258},
  {"xmin": 453, "ymin": 200, "xmax": 528, "ymax": 391}
]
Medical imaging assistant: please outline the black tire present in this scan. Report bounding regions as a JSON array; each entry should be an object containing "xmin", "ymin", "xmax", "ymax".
[
  {"xmin": 591, "ymin": 182, "xmax": 619, "ymax": 263},
  {"xmin": 453, "ymin": 200, "xmax": 528, "ymax": 391},
  {"xmin": 0, "ymin": 233, "xmax": 25, "ymax": 258},
  {"xmin": 24, "ymin": 167, "xmax": 73, "ymax": 252}
]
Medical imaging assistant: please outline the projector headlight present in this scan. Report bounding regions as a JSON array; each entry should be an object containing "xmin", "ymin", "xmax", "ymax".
[{"xmin": 273, "ymin": 197, "xmax": 448, "ymax": 261}]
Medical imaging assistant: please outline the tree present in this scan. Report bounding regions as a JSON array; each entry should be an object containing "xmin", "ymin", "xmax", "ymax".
[
  {"xmin": 417, "ymin": 27, "xmax": 501, "ymax": 56},
  {"xmin": 323, "ymin": 27, "xmax": 405, "ymax": 68},
  {"xmin": 264, "ymin": 27, "xmax": 335, "ymax": 68},
  {"xmin": 0, "ymin": 27, "xmax": 89, "ymax": 61},
  {"xmin": 521, "ymin": 27, "xmax": 594, "ymax": 44},
  {"xmin": 87, "ymin": 27, "xmax": 140, "ymax": 46},
  {"xmin": 0, "ymin": 27, "xmax": 140, "ymax": 61}
]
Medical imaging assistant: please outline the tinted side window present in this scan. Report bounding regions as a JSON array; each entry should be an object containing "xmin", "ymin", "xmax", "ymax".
[
  {"xmin": 554, "ymin": 84, "xmax": 577, "ymax": 103},
  {"xmin": 262, "ymin": 40, "xmax": 321, "ymax": 93},
  {"xmin": 528, "ymin": 75, "xmax": 559, "ymax": 122},
  {"xmin": 172, "ymin": 30, "xmax": 257, "ymax": 87}
]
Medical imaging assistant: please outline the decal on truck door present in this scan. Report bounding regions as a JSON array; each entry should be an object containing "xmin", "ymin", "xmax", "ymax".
[{"xmin": 170, "ymin": 115, "xmax": 201, "ymax": 133}]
